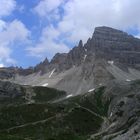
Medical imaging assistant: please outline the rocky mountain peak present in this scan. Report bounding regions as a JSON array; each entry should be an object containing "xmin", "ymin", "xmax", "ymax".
[
  {"xmin": 50, "ymin": 53, "xmax": 67, "ymax": 64},
  {"xmin": 78, "ymin": 40, "xmax": 83, "ymax": 47},
  {"xmin": 83, "ymin": 26, "xmax": 140, "ymax": 67},
  {"xmin": 34, "ymin": 57, "xmax": 49, "ymax": 74},
  {"xmin": 42, "ymin": 58, "xmax": 49, "ymax": 65},
  {"xmin": 1, "ymin": 26, "xmax": 140, "ymax": 79},
  {"xmin": 94, "ymin": 26, "xmax": 125, "ymax": 33},
  {"xmin": 93, "ymin": 26, "xmax": 134, "ymax": 41},
  {"xmin": 1, "ymin": 26, "xmax": 140, "ymax": 98}
]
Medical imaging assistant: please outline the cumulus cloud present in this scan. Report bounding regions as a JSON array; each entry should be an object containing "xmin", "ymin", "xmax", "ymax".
[
  {"xmin": 34, "ymin": 0, "xmax": 64, "ymax": 17},
  {"xmin": 0, "ymin": 20, "xmax": 30, "ymax": 66},
  {"xmin": 27, "ymin": 26, "xmax": 69, "ymax": 60},
  {"xmin": 0, "ymin": 20, "xmax": 30, "ymax": 42},
  {"xmin": 0, "ymin": 0, "xmax": 16, "ymax": 17},
  {"xmin": 0, "ymin": 64, "xmax": 4, "ymax": 68},
  {"xmin": 0, "ymin": 20, "xmax": 6, "ymax": 31},
  {"xmin": 29, "ymin": 0, "xmax": 140, "ymax": 60},
  {"xmin": 0, "ymin": 0, "xmax": 17, "ymax": 66},
  {"xmin": 135, "ymin": 34, "xmax": 140, "ymax": 39},
  {"xmin": 57, "ymin": 0, "xmax": 140, "ymax": 43}
]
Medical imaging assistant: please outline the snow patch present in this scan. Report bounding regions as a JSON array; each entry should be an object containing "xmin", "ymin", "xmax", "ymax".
[
  {"xmin": 49, "ymin": 68, "xmax": 56, "ymax": 78},
  {"xmin": 83, "ymin": 54, "xmax": 87, "ymax": 61},
  {"xmin": 66, "ymin": 94, "xmax": 73, "ymax": 98},
  {"xmin": 108, "ymin": 60, "xmax": 114, "ymax": 65},
  {"xmin": 23, "ymin": 84, "xmax": 28, "ymax": 86},
  {"xmin": 84, "ymin": 48, "xmax": 87, "ymax": 52},
  {"xmin": 126, "ymin": 79, "xmax": 131, "ymax": 82},
  {"xmin": 110, "ymin": 112, "xmax": 113, "ymax": 117},
  {"xmin": 42, "ymin": 83, "xmax": 48, "ymax": 87},
  {"xmin": 99, "ymin": 83, "xmax": 102, "ymax": 86},
  {"xmin": 88, "ymin": 88, "xmax": 95, "ymax": 92}
]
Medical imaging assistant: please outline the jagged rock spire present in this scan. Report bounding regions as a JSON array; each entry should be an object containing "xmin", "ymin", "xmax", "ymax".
[
  {"xmin": 78, "ymin": 40, "xmax": 83, "ymax": 47},
  {"xmin": 42, "ymin": 57, "xmax": 49, "ymax": 65}
]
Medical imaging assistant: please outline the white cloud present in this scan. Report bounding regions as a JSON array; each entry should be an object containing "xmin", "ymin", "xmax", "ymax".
[
  {"xmin": 0, "ymin": 20, "xmax": 30, "ymax": 66},
  {"xmin": 30, "ymin": 0, "xmax": 140, "ymax": 60},
  {"xmin": 27, "ymin": 26, "xmax": 69, "ymax": 60},
  {"xmin": 57, "ymin": 0, "xmax": 140, "ymax": 43},
  {"xmin": 34, "ymin": 0, "xmax": 64, "ymax": 17},
  {"xmin": 28, "ymin": 40, "xmax": 69, "ymax": 60},
  {"xmin": 0, "ymin": 20, "xmax": 6, "ymax": 31},
  {"xmin": 0, "ymin": 0, "xmax": 18, "ymax": 66},
  {"xmin": 0, "ymin": 63, "xmax": 4, "ymax": 68},
  {"xmin": 135, "ymin": 34, "xmax": 140, "ymax": 39},
  {"xmin": 0, "ymin": 20, "xmax": 30, "ymax": 43},
  {"xmin": 0, "ymin": 0, "xmax": 16, "ymax": 17}
]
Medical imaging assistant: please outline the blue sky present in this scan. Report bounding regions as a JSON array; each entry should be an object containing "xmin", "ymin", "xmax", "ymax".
[{"xmin": 0, "ymin": 0, "xmax": 140, "ymax": 68}]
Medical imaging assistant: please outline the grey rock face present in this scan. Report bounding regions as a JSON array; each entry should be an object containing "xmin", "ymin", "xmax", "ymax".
[
  {"xmin": 1, "ymin": 26, "xmax": 140, "ymax": 76},
  {"xmin": 49, "ymin": 53, "xmax": 68, "ymax": 72},
  {"xmin": 30, "ymin": 40, "xmax": 85, "ymax": 73},
  {"xmin": 1, "ymin": 26, "xmax": 140, "ymax": 95},
  {"xmin": 34, "ymin": 58, "xmax": 49, "ymax": 74},
  {"xmin": 1, "ymin": 26, "xmax": 140, "ymax": 140},
  {"xmin": 44, "ymin": 26, "xmax": 140, "ymax": 71},
  {"xmin": 66, "ymin": 40, "xmax": 85, "ymax": 67},
  {"xmin": 90, "ymin": 26, "xmax": 140, "ymax": 67},
  {"xmin": 0, "ymin": 68, "xmax": 15, "ymax": 79},
  {"xmin": 0, "ymin": 80, "xmax": 24, "ymax": 104},
  {"xmin": 88, "ymin": 80, "xmax": 140, "ymax": 140}
]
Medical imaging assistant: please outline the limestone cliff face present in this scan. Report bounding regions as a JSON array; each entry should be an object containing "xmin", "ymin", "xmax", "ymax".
[
  {"xmin": 1, "ymin": 26, "xmax": 140, "ymax": 95},
  {"xmin": 91, "ymin": 27, "xmax": 140, "ymax": 67},
  {"xmin": 1, "ymin": 26, "xmax": 140, "ymax": 76},
  {"xmin": 1, "ymin": 26, "xmax": 140, "ymax": 139},
  {"xmin": 38, "ymin": 26, "xmax": 140, "ymax": 71}
]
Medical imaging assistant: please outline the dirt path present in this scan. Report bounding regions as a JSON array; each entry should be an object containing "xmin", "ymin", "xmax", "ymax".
[
  {"xmin": 75, "ymin": 103, "xmax": 105, "ymax": 120},
  {"xmin": 4, "ymin": 115, "xmax": 57, "ymax": 132}
]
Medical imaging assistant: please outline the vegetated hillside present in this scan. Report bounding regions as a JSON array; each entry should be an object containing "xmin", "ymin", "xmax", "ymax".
[
  {"xmin": 0, "ymin": 80, "xmax": 140, "ymax": 140},
  {"xmin": 0, "ymin": 80, "xmax": 66, "ymax": 105},
  {"xmin": 0, "ymin": 83, "xmax": 108, "ymax": 140},
  {"xmin": 0, "ymin": 26, "xmax": 140, "ymax": 140}
]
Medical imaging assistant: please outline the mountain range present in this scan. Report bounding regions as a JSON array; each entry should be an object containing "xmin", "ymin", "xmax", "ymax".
[
  {"xmin": 0, "ymin": 26, "xmax": 140, "ymax": 140},
  {"xmin": 1, "ymin": 26, "xmax": 140, "ymax": 94}
]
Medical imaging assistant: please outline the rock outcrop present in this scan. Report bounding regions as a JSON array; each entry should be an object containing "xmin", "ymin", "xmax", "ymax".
[
  {"xmin": 0, "ymin": 80, "xmax": 140, "ymax": 140},
  {"xmin": 1, "ymin": 26, "xmax": 140, "ymax": 95},
  {"xmin": 0, "ymin": 26, "xmax": 140, "ymax": 140}
]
